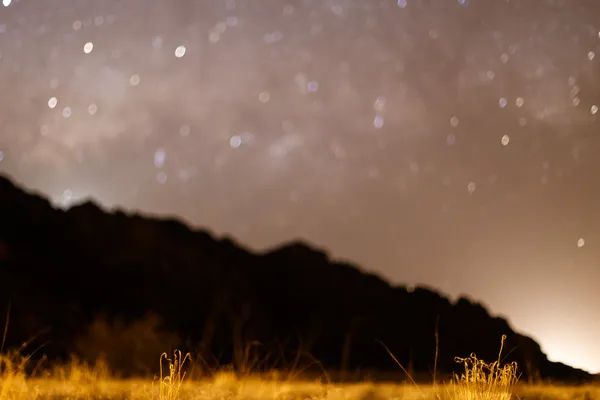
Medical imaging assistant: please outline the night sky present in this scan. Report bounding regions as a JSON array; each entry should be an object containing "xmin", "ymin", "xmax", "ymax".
[{"xmin": 1, "ymin": 0, "xmax": 599, "ymax": 373}]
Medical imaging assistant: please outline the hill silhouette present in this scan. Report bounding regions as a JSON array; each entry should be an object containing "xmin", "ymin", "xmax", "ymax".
[{"xmin": 0, "ymin": 174, "xmax": 592, "ymax": 383}]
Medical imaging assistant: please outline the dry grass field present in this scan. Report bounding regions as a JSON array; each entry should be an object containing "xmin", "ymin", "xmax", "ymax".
[
  {"xmin": 1, "ymin": 370, "xmax": 599, "ymax": 400},
  {"xmin": 0, "ymin": 337, "xmax": 597, "ymax": 400}
]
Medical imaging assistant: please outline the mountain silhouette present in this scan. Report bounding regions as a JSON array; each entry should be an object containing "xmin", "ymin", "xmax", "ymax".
[{"xmin": 0, "ymin": 174, "xmax": 592, "ymax": 383}]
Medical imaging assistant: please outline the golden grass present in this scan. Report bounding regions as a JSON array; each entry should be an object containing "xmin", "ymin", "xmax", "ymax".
[
  {"xmin": 441, "ymin": 335, "xmax": 520, "ymax": 400},
  {"xmin": 156, "ymin": 350, "xmax": 191, "ymax": 400},
  {"xmin": 0, "ymin": 377, "xmax": 598, "ymax": 400},
  {"xmin": 0, "ymin": 372, "xmax": 599, "ymax": 399},
  {"xmin": 0, "ymin": 351, "xmax": 29, "ymax": 400},
  {"xmin": 0, "ymin": 337, "xmax": 597, "ymax": 400}
]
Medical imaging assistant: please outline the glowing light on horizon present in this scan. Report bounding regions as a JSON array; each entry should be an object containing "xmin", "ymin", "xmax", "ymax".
[
  {"xmin": 543, "ymin": 337, "xmax": 599, "ymax": 374},
  {"xmin": 53, "ymin": 189, "xmax": 87, "ymax": 209}
]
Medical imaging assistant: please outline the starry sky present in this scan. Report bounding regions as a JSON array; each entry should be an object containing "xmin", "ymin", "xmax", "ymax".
[{"xmin": 1, "ymin": 0, "xmax": 599, "ymax": 373}]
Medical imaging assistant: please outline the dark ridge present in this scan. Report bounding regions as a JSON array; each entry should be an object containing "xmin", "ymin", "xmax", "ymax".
[{"xmin": 0, "ymin": 173, "xmax": 592, "ymax": 383}]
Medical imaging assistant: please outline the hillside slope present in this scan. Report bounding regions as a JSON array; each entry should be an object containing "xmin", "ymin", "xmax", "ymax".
[{"xmin": 0, "ymin": 174, "xmax": 591, "ymax": 383}]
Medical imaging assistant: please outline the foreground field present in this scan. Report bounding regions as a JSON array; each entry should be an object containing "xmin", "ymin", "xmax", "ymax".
[
  {"xmin": 1, "ymin": 377, "xmax": 600, "ymax": 400},
  {"xmin": 1, "ymin": 337, "xmax": 597, "ymax": 400}
]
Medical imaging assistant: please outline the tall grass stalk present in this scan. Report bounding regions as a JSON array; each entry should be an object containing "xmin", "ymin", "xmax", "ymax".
[
  {"xmin": 156, "ymin": 350, "xmax": 191, "ymax": 400},
  {"xmin": 445, "ymin": 335, "xmax": 520, "ymax": 400}
]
